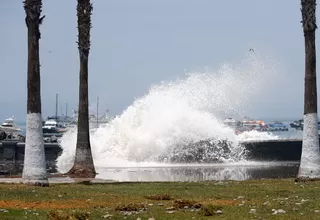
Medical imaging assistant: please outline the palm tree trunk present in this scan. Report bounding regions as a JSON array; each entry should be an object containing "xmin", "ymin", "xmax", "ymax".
[
  {"xmin": 67, "ymin": 0, "xmax": 96, "ymax": 178},
  {"xmin": 298, "ymin": 0, "xmax": 320, "ymax": 179},
  {"xmin": 22, "ymin": 0, "xmax": 48, "ymax": 186}
]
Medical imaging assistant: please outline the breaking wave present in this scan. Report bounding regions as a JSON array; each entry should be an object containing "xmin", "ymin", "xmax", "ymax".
[{"xmin": 57, "ymin": 52, "xmax": 280, "ymax": 173}]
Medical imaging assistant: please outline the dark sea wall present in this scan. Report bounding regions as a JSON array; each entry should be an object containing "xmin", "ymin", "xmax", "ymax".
[
  {"xmin": 0, "ymin": 141, "xmax": 60, "ymax": 174},
  {"xmin": 0, "ymin": 139, "xmax": 304, "ymax": 174},
  {"xmin": 243, "ymin": 140, "xmax": 302, "ymax": 161}
]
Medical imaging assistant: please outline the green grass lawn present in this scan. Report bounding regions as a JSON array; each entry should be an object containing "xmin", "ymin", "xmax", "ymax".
[{"xmin": 0, "ymin": 179, "xmax": 319, "ymax": 219}]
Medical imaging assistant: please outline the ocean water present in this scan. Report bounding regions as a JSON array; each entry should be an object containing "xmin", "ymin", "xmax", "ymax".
[{"xmin": 16, "ymin": 122, "xmax": 26, "ymax": 135}]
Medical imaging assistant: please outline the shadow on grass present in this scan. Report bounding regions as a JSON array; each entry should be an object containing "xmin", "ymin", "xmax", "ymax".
[
  {"xmin": 145, "ymin": 194, "xmax": 173, "ymax": 201},
  {"xmin": 48, "ymin": 210, "xmax": 90, "ymax": 220}
]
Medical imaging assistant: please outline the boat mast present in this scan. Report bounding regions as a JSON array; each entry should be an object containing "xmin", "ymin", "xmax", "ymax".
[
  {"xmin": 66, "ymin": 103, "xmax": 68, "ymax": 117},
  {"xmin": 55, "ymin": 93, "xmax": 58, "ymax": 120},
  {"xmin": 97, "ymin": 96, "xmax": 99, "ymax": 126}
]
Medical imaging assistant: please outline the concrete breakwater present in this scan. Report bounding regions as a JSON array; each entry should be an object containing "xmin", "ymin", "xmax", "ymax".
[
  {"xmin": 243, "ymin": 139, "xmax": 302, "ymax": 161},
  {"xmin": 162, "ymin": 139, "xmax": 303, "ymax": 163},
  {"xmin": 0, "ymin": 139, "xmax": 303, "ymax": 174},
  {"xmin": 0, "ymin": 141, "xmax": 60, "ymax": 174}
]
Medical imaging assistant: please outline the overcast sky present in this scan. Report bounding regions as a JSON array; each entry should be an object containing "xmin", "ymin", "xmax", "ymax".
[{"xmin": 0, "ymin": 0, "xmax": 318, "ymax": 122}]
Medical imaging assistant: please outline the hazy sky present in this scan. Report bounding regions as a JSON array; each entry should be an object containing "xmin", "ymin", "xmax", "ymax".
[{"xmin": 0, "ymin": 0, "xmax": 318, "ymax": 122}]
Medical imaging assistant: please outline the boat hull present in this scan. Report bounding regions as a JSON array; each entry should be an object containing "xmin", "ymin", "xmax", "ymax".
[{"xmin": 0, "ymin": 126, "xmax": 21, "ymax": 133}]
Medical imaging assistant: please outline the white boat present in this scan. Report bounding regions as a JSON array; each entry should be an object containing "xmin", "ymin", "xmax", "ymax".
[
  {"xmin": 223, "ymin": 117, "xmax": 238, "ymax": 129},
  {"xmin": 223, "ymin": 117, "xmax": 268, "ymax": 134},
  {"xmin": 42, "ymin": 117, "xmax": 68, "ymax": 133},
  {"xmin": 0, "ymin": 116, "xmax": 22, "ymax": 133},
  {"xmin": 71, "ymin": 109, "xmax": 113, "ymax": 128}
]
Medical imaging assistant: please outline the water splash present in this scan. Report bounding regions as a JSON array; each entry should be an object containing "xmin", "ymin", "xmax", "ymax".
[
  {"xmin": 57, "ymin": 53, "xmax": 280, "ymax": 173},
  {"xmin": 236, "ymin": 130, "xmax": 280, "ymax": 141}
]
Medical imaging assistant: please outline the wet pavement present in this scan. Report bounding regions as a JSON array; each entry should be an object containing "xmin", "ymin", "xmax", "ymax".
[
  {"xmin": 95, "ymin": 161, "xmax": 299, "ymax": 182},
  {"xmin": 0, "ymin": 161, "xmax": 300, "ymax": 183}
]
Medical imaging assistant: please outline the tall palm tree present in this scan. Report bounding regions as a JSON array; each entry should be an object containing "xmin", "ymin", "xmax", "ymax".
[
  {"xmin": 67, "ymin": 0, "xmax": 96, "ymax": 178},
  {"xmin": 22, "ymin": 0, "xmax": 48, "ymax": 186},
  {"xmin": 298, "ymin": 0, "xmax": 320, "ymax": 180}
]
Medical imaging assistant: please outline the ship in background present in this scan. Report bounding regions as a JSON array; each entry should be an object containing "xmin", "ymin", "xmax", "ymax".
[
  {"xmin": 223, "ymin": 117, "xmax": 289, "ymax": 134},
  {"xmin": 43, "ymin": 94, "xmax": 113, "ymax": 133},
  {"xmin": 0, "ymin": 116, "xmax": 22, "ymax": 133},
  {"xmin": 289, "ymin": 119, "xmax": 320, "ymax": 131},
  {"xmin": 42, "ymin": 94, "xmax": 73, "ymax": 133},
  {"xmin": 70, "ymin": 108, "xmax": 113, "ymax": 129}
]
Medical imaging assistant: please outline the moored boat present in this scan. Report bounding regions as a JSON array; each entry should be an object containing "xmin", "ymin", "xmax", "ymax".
[
  {"xmin": 42, "ymin": 117, "xmax": 68, "ymax": 133},
  {"xmin": 224, "ymin": 117, "xmax": 290, "ymax": 134},
  {"xmin": 267, "ymin": 121, "xmax": 288, "ymax": 131},
  {"xmin": 290, "ymin": 119, "xmax": 320, "ymax": 130},
  {"xmin": 0, "ymin": 116, "xmax": 21, "ymax": 133},
  {"xmin": 224, "ymin": 117, "xmax": 268, "ymax": 134}
]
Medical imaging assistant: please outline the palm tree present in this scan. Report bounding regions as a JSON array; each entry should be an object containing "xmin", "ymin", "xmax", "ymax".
[
  {"xmin": 297, "ymin": 0, "xmax": 320, "ymax": 180},
  {"xmin": 67, "ymin": 0, "xmax": 96, "ymax": 178},
  {"xmin": 22, "ymin": 0, "xmax": 48, "ymax": 186}
]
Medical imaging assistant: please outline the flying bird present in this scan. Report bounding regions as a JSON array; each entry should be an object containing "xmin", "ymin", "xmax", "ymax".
[
  {"xmin": 39, "ymin": 15, "xmax": 45, "ymax": 25},
  {"xmin": 249, "ymin": 48, "xmax": 255, "ymax": 52}
]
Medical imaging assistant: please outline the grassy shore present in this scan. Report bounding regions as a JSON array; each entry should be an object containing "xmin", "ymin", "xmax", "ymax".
[{"xmin": 0, "ymin": 179, "xmax": 319, "ymax": 219}]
